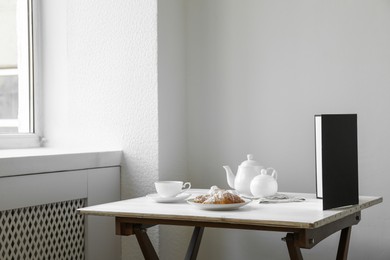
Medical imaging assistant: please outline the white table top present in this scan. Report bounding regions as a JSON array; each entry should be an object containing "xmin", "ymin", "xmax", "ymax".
[{"xmin": 78, "ymin": 189, "xmax": 382, "ymax": 229}]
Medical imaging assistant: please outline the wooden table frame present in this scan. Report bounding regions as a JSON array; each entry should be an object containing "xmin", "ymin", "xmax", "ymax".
[
  {"xmin": 79, "ymin": 192, "xmax": 381, "ymax": 260},
  {"xmin": 115, "ymin": 211, "xmax": 361, "ymax": 260}
]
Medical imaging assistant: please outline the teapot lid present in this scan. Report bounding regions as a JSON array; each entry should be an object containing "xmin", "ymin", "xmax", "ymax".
[{"xmin": 240, "ymin": 154, "xmax": 262, "ymax": 167}]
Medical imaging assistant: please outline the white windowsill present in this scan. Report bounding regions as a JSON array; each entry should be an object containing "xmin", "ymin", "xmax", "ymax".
[
  {"xmin": 0, "ymin": 134, "xmax": 42, "ymax": 149},
  {"xmin": 0, "ymin": 148, "xmax": 122, "ymax": 178}
]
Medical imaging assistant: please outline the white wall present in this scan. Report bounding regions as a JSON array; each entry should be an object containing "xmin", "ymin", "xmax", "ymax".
[
  {"xmin": 40, "ymin": 0, "xmax": 390, "ymax": 259},
  {"xmin": 41, "ymin": 0, "xmax": 159, "ymax": 259},
  {"xmin": 186, "ymin": 0, "xmax": 390, "ymax": 259},
  {"xmin": 158, "ymin": 0, "xmax": 191, "ymax": 259}
]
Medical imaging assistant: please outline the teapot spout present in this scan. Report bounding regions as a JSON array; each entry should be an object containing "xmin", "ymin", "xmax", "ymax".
[{"xmin": 223, "ymin": 165, "xmax": 235, "ymax": 189}]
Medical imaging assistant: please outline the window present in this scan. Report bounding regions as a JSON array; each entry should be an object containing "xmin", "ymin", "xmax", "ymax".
[{"xmin": 0, "ymin": 0, "xmax": 39, "ymax": 148}]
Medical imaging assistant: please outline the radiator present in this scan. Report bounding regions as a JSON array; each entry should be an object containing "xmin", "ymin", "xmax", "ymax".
[{"xmin": 0, "ymin": 199, "xmax": 85, "ymax": 260}]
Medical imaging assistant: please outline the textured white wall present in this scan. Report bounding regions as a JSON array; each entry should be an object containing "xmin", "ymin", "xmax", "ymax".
[
  {"xmin": 187, "ymin": 1, "xmax": 390, "ymax": 259},
  {"xmin": 42, "ymin": 0, "xmax": 158, "ymax": 259}
]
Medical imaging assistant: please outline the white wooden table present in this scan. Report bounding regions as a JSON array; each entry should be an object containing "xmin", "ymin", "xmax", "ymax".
[{"xmin": 78, "ymin": 189, "xmax": 382, "ymax": 260}]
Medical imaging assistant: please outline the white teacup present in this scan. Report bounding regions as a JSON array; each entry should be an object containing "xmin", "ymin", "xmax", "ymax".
[{"xmin": 155, "ymin": 181, "xmax": 191, "ymax": 198}]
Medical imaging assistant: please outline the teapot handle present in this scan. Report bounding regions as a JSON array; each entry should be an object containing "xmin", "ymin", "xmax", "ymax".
[{"xmin": 261, "ymin": 167, "xmax": 277, "ymax": 180}]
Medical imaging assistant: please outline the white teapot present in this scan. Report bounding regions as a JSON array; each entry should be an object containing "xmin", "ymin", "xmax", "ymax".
[
  {"xmin": 223, "ymin": 154, "xmax": 264, "ymax": 196},
  {"xmin": 250, "ymin": 168, "xmax": 278, "ymax": 198}
]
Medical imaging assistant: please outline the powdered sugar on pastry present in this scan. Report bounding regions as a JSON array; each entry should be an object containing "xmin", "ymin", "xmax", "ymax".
[{"xmin": 194, "ymin": 186, "xmax": 245, "ymax": 204}]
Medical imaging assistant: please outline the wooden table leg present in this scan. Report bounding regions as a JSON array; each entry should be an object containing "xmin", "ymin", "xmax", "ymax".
[
  {"xmin": 133, "ymin": 225, "xmax": 159, "ymax": 260},
  {"xmin": 185, "ymin": 226, "xmax": 204, "ymax": 260},
  {"xmin": 283, "ymin": 225, "xmax": 354, "ymax": 260},
  {"xmin": 284, "ymin": 233, "xmax": 303, "ymax": 260},
  {"xmin": 336, "ymin": 226, "xmax": 352, "ymax": 260}
]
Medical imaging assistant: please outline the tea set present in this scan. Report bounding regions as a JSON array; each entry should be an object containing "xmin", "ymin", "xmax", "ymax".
[
  {"xmin": 224, "ymin": 154, "xmax": 278, "ymax": 198},
  {"xmin": 147, "ymin": 154, "xmax": 278, "ymax": 203}
]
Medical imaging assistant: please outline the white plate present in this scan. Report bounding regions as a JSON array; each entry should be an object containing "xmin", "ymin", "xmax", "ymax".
[
  {"xmin": 186, "ymin": 198, "xmax": 251, "ymax": 210},
  {"xmin": 146, "ymin": 193, "xmax": 191, "ymax": 203}
]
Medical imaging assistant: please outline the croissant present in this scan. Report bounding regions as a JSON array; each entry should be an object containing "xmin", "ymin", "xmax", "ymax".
[{"xmin": 193, "ymin": 186, "xmax": 245, "ymax": 204}]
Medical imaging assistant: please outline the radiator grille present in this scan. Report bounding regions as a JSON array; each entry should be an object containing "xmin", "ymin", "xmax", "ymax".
[{"xmin": 0, "ymin": 199, "xmax": 85, "ymax": 260}]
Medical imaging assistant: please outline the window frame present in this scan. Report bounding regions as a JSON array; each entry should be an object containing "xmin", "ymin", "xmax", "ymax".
[{"xmin": 0, "ymin": 0, "xmax": 41, "ymax": 149}]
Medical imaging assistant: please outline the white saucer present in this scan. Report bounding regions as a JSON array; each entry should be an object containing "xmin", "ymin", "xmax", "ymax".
[{"xmin": 146, "ymin": 193, "xmax": 191, "ymax": 203}]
